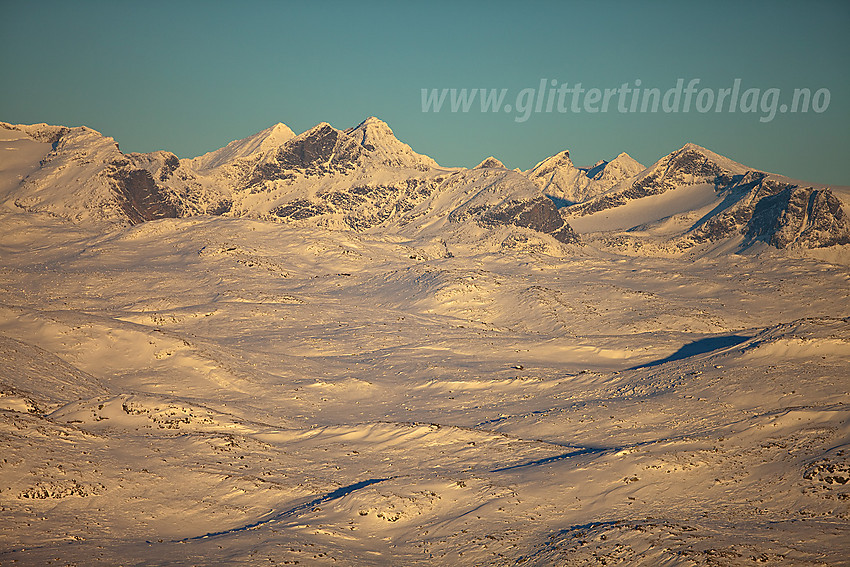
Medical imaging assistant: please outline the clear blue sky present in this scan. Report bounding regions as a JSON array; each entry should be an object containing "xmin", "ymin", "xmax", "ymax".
[{"xmin": 2, "ymin": 0, "xmax": 848, "ymax": 185}]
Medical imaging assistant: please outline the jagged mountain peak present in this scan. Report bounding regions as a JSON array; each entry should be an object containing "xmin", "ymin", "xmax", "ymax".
[
  {"xmin": 524, "ymin": 148, "xmax": 641, "ymax": 205},
  {"xmin": 345, "ymin": 116, "xmax": 395, "ymax": 148},
  {"xmin": 351, "ymin": 115, "xmax": 392, "ymax": 131}
]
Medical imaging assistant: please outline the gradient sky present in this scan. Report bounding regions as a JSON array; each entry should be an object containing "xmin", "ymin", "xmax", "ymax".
[{"xmin": 2, "ymin": 0, "xmax": 848, "ymax": 185}]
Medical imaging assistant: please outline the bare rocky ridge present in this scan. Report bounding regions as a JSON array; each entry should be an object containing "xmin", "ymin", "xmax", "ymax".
[
  {"xmin": 747, "ymin": 185, "xmax": 850, "ymax": 248},
  {"xmin": 478, "ymin": 196, "xmax": 580, "ymax": 244}
]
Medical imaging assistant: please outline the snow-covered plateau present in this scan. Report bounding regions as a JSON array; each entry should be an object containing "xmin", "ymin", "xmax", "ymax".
[{"xmin": 1, "ymin": 119, "xmax": 848, "ymax": 566}]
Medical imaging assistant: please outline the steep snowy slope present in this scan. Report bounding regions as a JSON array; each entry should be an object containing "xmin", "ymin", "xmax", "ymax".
[
  {"xmin": 567, "ymin": 142, "xmax": 749, "ymax": 221},
  {"xmin": 0, "ymin": 122, "xmax": 179, "ymax": 225},
  {"xmin": 563, "ymin": 142, "xmax": 850, "ymax": 257},
  {"xmin": 188, "ymin": 122, "xmax": 296, "ymax": 171},
  {"xmin": 0, "ymin": 127, "xmax": 54, "ymax": 197}
]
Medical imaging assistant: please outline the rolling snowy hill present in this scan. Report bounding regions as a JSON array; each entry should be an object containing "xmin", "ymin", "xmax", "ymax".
[{"xmin": 1, "ymin": 118, "xmax": 849, "ymax": 565}]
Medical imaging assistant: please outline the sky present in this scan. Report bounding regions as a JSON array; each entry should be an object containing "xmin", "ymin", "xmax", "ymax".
[{"xmin": 2, "ymin": 0, "xmax": 848, "ymax": 185}]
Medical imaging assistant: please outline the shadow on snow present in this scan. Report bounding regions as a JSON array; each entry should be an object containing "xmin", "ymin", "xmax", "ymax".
[{"xmin": 628, "ymin": 335, "xmax": 751, "ymax": 370}]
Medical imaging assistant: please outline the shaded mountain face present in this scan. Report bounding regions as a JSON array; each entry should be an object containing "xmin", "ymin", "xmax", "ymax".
[
  {"xmin": 478, "ymin": 197, "xmax": 580, "ymax": 244},
  {"xmin": 746, "ymin": 185, "xmax": 850, "ymax": 249},
  {"xmin": 239, "ymin": 123, "xmax": 367, "ymax": 188},
  {"xmin": 640, "ymin": 167, "xmax": 850, "ymax": 252},
  {"xmin": 274, "ymin": 123, "xmax": 362, "ymax": 173},
  {"xmin": 107, "ymin": 160, "xmax": 179, "ymax": 224}
]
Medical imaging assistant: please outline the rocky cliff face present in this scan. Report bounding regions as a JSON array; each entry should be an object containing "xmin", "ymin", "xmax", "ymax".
[
  {"xmin": 107, "ymin": 161, "xmax": 179, "ymax": 224},
  {"xmin": 680, "ymin": 171, "xmax": 850, "ymax": 250},
  {"xmin": 746, "ymin": 186, "xmax": 850, "ymax": 249}
]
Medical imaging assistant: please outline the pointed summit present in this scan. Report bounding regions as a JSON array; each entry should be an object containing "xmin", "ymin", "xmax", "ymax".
[
  {"xmin": 589, "ymin": 152, "xmax": 644, "ymax": 186},
  {"xmin": 265, "ymin": 122, "xmax": 296, "ymax": 143},
  {"xmin": 191, "ymin": 122, "xmax": 295, "ymax": 171},
  {"xmin": 524, "ymin": 149, "xmax": 588, "ymax": 204},
  {"xmin": 524, "ymin": 148, "xmax": 646, "ymax": 206},
  {"xmin": 345, "ymin": 117, "xmax": 438, "ymax": 170},
  {"xmin": 474, "ymin": 156, "xmax": 506, "ymax": 169},
  {"xmin": 527, "ymin": 150, "xmax": 573, "ymax": 173},
  {"xmin": 635, "ymin": 142, "xmax": 748, "ymax": 188}
]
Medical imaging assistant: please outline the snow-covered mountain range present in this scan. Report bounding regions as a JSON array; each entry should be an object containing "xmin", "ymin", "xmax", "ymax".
[
  {"xmin": 2, "ymin": 118, "xmax": 848, "ymax": 259},
  {"xmin": 563, "ymin": 142, "xmax": 850, "ymax": 255}
]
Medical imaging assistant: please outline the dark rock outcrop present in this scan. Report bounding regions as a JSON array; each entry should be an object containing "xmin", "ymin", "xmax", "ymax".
[
  {"xmin": 479, "ymin": 197, "xmax": 581, "ymax": 244},
  {"xmin": 746, "ymin": 186, "xmax": 850, "ymax": 249},
  {"xmin": 107, "ymin": 161, "xmax": 178, "ymax": 224}
]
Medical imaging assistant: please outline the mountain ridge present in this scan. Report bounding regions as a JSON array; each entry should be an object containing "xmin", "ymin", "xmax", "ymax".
[{"xmin": 2, "ymin": 119, "xmax": 848, "ymax": 258}]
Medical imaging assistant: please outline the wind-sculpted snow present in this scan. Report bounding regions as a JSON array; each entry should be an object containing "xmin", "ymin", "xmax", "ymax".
[
  {"xmin": 565, "ymin": 143, "xmax": 749, "ymax": 219},
  {"xmin": 1, "ymin": 119, "xmax": 850, "ymax": 564},
  {"xmin": 0, "ymin": 211, "xmax": 848, "ymax": 564}
]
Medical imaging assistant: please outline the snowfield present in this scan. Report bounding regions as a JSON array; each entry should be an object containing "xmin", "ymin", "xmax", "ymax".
[{"xmin": 1, "ymin": 120, "xmax": 849, "ymax": 566}]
